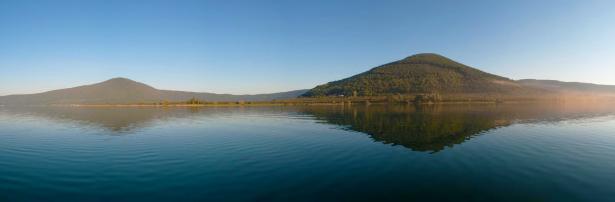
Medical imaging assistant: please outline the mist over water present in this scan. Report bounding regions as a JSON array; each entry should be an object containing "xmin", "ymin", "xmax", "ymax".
[{"xmin": 1, "ymin": 103, "xmax": 615, "ymax": 201}]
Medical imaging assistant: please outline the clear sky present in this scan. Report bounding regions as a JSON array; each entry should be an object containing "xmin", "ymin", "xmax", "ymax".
[{"xmin": 1, "ymin": 0, "xmax": 614, "ymax": 95}]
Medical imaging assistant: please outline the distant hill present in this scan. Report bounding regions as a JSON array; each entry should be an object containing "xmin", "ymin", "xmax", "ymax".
[
  {"xmin": 0, "ymin": 78, "xmax": 308, "ymax": 105},
  {"xmin": 302, "ymin": 53, "xmax": 538, "ymax": 97},
  {"xmin": 518, "ymin": 79, "xmax": 615, "ymax": 96}
]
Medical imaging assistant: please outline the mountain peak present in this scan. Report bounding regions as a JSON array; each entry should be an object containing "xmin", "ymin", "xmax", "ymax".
[
  {"xmin": 92, "ymin": 77, "xmax": 158, "ymax": 93},
  {"xmin": 98, "ymin": 77, "xmax": 151, "ymax": 87},
  {"xmin": 104, "ymin": 77, "xmax": 136, "ymax": 83},
  {"xmin": 401, "ymin": 53, "xmax": 457, "ymax": 64},
  {"xmin": 404, "ymin": 53, "xmax": 445, "ymax": 59}
]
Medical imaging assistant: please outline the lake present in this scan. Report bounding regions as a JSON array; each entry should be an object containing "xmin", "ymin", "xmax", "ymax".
[{"xmin": 1, "ymin": 103, "xmax": 614, "ymax": 201}]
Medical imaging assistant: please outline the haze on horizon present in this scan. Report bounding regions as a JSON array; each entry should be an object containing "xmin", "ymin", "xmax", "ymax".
[{"xmin": 1, "ymin": 0, "xmax": 614, "ymax": 96}]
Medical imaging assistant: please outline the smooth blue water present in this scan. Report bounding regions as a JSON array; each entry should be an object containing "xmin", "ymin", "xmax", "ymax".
[{"xmin": 0, "ymin": 104, "xmax": 614, "ymax": 201}]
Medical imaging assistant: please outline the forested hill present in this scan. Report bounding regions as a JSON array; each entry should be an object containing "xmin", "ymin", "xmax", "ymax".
[{"xmin": 302, "ymin": 53, "xmax": 536, "ymax": 97}]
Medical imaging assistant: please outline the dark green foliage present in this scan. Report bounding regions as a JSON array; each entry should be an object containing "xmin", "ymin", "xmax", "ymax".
[
  {"xmin": 186, "ymin": 97, "xmax": 204, "ymax": 105},
  {"xmin": 414, "ymin": 93, "xmax": 441, "ymax": 103},
  {"xmin": 302, "ymin": 53, "xmax": 529, "ymax": 97}
]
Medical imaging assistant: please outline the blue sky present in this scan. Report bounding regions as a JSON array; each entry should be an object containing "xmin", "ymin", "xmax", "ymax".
[{"xmin": 1, "ymin": 0, "xmax": 614, "ymax": 95}]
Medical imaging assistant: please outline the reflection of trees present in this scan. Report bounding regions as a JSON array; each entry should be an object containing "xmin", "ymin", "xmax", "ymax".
[
  {"xmin": 299, "ymin": 103, "xmax": 615, "ymax": 153},
  {"xmin": 300, "ymin": 105, "xmax": 511, "ymax": 152}
]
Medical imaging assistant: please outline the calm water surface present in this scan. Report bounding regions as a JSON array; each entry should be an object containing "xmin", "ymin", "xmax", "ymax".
[{"xmin": 1, "ymin": 103, "xmax": 615, "ymax": 201}]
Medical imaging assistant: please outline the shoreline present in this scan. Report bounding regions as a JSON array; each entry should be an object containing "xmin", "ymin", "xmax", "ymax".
[
  {"xmin": 44, "ymin": 99, "xmax": 614, "ymax": 108},
  {"xmin": 3, "ymin": 96, "xmax": 614, "ymax": 108}
]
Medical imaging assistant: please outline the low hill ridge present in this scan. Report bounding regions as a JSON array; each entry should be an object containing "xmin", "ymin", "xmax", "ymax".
[
  {"xmin": 0, "ymin": 78, "xmax": 308, "ymax": 105},
  {"xmin": 518, "ymin": 79, "xmax": 615, "ymax": 95}
]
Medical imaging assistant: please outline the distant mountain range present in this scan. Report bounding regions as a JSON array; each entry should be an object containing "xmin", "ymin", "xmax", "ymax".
[
  {"xmin": 302, "ymin": 53, "xmax": 615, "ymax": 98},
  {"xmin": 517, "ymin": 79, "xmax": 615, "ymax": 95},
  {"xmin": 0, "ymin": 78, "xmax": 308, "ymax": 105},
  {"xmin": 1, "ymin": 53, "xmax": 614, "ymax": 105}
]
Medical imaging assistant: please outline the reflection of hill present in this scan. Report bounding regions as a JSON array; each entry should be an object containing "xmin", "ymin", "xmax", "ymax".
[
  {"xmin": 0, "ymin": 106, "xmax": 313, "ymax": 134},
  {"xmin": 298, "ymin": 103, "xmax": 615, "ymax": 152},
  {"xmin": 0, "ymin": 107, "xmax": 206, "ymax": 133}
]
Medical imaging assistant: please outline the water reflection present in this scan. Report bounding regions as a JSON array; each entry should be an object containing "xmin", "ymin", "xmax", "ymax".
[
  {"xmin": 1, "ymin": 103, "xmax": 614, "ymax": 152},
  {"xmin": 297, "ymin": 103, "xmax": 615, "ymax": 152},
  {"xmin": 0, "ymin": 106, "xmax": 301, "ymax": 134},
  {"xmin": 0, "ymin": 107, "xmax": 207, "ymax": 133}
]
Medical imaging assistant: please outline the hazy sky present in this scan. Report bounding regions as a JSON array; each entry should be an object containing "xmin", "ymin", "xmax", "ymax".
[{"xmin": 1, "ymin": 0, "xmax": 614, "ymax": 95}]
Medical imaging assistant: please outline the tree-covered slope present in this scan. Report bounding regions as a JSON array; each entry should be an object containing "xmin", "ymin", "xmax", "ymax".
[{"xmin": 303, "ymin": 53, "xmax": 531, "ymax": 97}]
